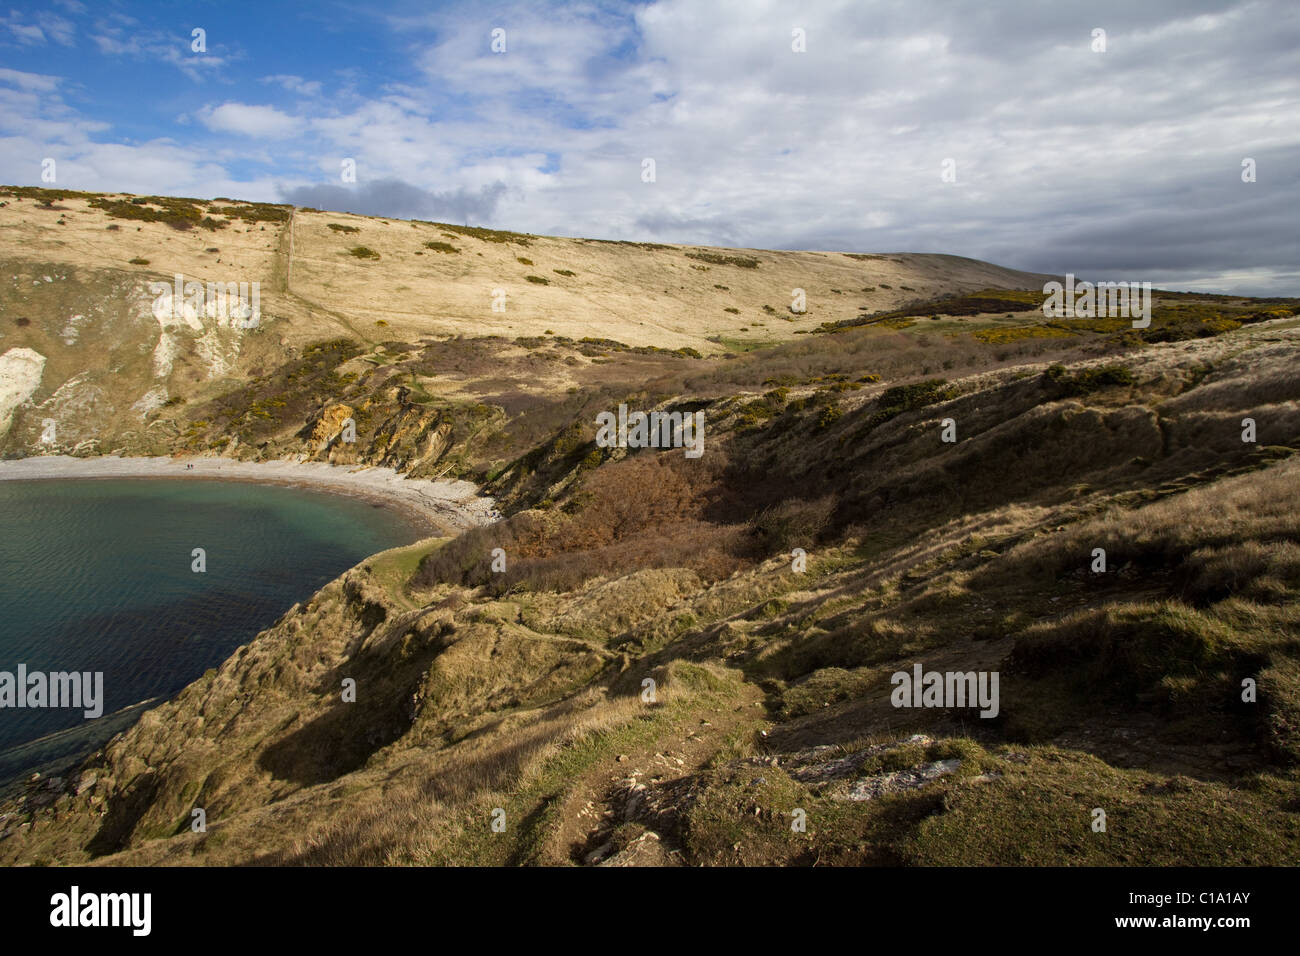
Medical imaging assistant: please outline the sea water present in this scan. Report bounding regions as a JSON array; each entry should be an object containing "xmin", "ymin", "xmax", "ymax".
[{"xmin": 0, "ymin": 478, "xmax": 419, "ymax": 787}]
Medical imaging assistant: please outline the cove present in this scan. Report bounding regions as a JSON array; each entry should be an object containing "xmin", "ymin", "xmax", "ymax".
[{"xmin": 0, "ymin": 477, "xmax": 420, "ymax": 788}]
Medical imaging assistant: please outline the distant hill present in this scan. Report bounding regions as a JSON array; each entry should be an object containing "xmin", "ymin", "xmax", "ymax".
[{"xmin": 0, "ymin": 184, "xmax": 1060, "ymax": 466}]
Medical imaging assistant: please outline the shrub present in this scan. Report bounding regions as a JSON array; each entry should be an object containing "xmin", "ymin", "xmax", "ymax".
[
  {"xmin": 347, "ymin": 246, "xmax": 380, "ymax": 260},
  {"xmin": 871, "ymin": 378, "xmax": 956, "ymax": 425},
  {"xmin": 1042, "ymin": 363, "xmax": 1135, "ymax": 396},
  {"xmin": 973, "ymin": 325, "xmax": 1073, "ymax": 344},
  {"xmin": 735, "ymin": 398, "xmax": 779, "ymax": 433},
  {"xmin": 423, "ymin": 241, "xmax": 458, "ymax": 253},
  {"xmin": 435, "ymin": 223, "xmax": 533, "ymax": 245},
  {"xmin": 747, "ymin": 497, "xmax": 835, "ymax": 555},
  {"xmin": 525, "ymin": 275, "xmax": 549, "ymax": 285},
  {"xmin": 327, "ymin": 223, "xmax": 360, "ymax": 234},
  {"xmin": 816, "ymin": 403, "xmax": 842, "ymax": 431},
  {"xmin": 686, "ymin": 252, "xmax": 760, "ymax": 268},
  {"xmin": 128, "ymin": 257, "xmax": 150, "ymax": 265},
  {"xmin": 207, "ymin": 202, "xmax": 291, "ymax": 223},
  {"xmin": 91, "ymin": 195, "xmax": 206, "ymax": 228},
  {"xmin": 413, "ymin": 451, "xmax": 743, "ymax": 594}
]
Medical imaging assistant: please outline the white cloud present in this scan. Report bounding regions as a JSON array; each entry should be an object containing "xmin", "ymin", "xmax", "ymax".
[
  {"xmin": 0, "ymin": 9, "xmax": 74, "ymax": 47},
  {"xmin": 90, "ymin": 20, "xmax": 232, "ymax": 82},
  {"xmin": 261, "ymin": 74, "xmax": 323, "ymax": 97},
  {"xmin": 199, "ymin": 102, "xmax": 304, "ymax": 139},
  {"xmin": 0, "ymin": 68, "xmax": 61, "ymax": 93},
  {"xmin": 39, "ymin": 13, "xmax": 76, "ymax": 46}
]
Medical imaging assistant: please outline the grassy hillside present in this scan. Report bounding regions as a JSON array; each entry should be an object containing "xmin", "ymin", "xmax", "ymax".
[
  {"xmin": 0, "ymin": 185, "xmax": 1069, "ymax": 467},
  {"xmin": 2, "ymin": 185, "xmax": 1299, "ymax": 866}
]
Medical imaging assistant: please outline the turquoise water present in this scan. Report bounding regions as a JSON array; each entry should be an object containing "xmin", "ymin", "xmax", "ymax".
[{"xmin": 0, "ymin": 478, "xmax": 419, "ymax": 786}]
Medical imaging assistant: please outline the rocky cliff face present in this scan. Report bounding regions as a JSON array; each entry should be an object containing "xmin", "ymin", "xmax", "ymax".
[
  {"xmin": 0, "ymin": 264, "xmax": 265, "ymax": 459},
  {"xmin": 369, "ymin": 400, "xmax": 457, "ymax": 476}
]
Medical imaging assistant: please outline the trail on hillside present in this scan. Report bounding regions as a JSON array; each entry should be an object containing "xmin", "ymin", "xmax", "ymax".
[{"xmin": 270, "ymin": 206, "xmax": 378, "ymax": 346}]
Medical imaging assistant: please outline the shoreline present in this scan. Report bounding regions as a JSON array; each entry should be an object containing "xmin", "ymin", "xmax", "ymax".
[{"xmin": 0, "ymin": 455, "xmax": 498, "ymax": 537}]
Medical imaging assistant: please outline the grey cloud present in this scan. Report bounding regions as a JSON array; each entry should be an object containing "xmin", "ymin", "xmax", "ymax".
[
  {"xmin": 278, "ymin": 178, "xmax": 507, "ymax": 224},
  {"xmin": 630, "ymin": 211, "xmax": 748, "ymax": 248},
  {"xmin": 632, "ymin": 1, "xmax": 1300, "ymax": 293}
]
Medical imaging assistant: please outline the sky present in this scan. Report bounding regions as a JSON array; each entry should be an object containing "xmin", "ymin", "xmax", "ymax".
[{"xmin": 1, "ymin": 0, "xmax": 1297, "ymax": 294}]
